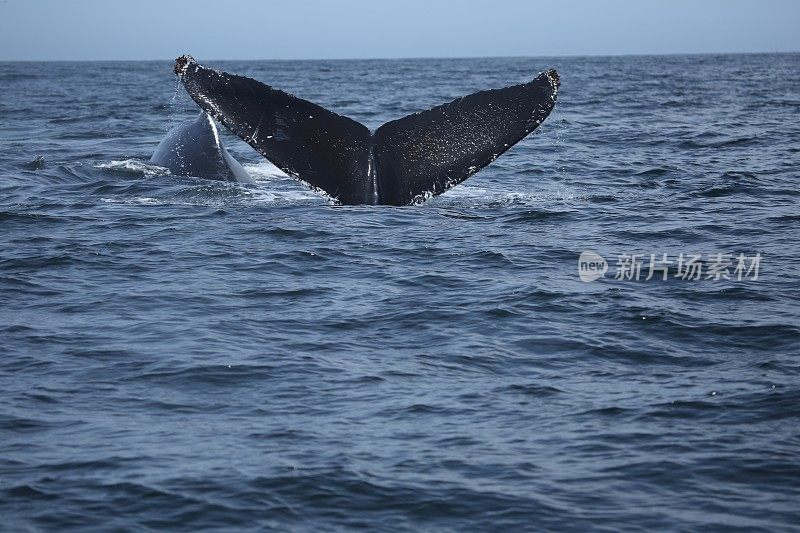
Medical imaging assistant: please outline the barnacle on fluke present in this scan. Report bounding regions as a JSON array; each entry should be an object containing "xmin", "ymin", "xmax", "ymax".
[{"xmin": 173, "ymin": 54, "xmax": 194, "ymax": 76}]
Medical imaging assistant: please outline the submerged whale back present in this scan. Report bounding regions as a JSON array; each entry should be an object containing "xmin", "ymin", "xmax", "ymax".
[
  {"xmin": 150, "ymin": 112, "xmax": 252, "ymax": 183},
  {"xmin": 175, "ymin": 56, "xmax": 558, "ymax": 205}
]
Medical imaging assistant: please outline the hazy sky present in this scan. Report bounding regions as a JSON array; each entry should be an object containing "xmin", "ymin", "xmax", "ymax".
[{"xmin": 1, "ymin": 0, "xmax": 798, "ymax": 61}]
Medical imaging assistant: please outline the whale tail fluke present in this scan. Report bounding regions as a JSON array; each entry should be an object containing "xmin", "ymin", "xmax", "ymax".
[
  {"xmin": 176, "ymin": 55, "xmax": 372, "ymax": 203},
  {"xmin": 373, "ymin": 69, "xmax": 559, "ymax": 205},
  {"xmin": 174, "ymin": 55, "xmax": 558, "ymax": 205}
]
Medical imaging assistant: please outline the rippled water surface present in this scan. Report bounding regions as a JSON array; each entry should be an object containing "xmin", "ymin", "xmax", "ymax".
[{"xmin": 1, "ymin": 55, "xmax": 799, "ymax": 531}]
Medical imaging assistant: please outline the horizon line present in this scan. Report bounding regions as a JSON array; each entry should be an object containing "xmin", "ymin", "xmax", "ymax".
[{"xmin": 0, "ymin": 50, "xmax": 798, "ymax": 63}]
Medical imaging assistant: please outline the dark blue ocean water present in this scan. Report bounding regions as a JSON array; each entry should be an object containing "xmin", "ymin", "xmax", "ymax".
[{"xmin": 1, "ymin": 54, "xmax": 799, "ymax": 531}]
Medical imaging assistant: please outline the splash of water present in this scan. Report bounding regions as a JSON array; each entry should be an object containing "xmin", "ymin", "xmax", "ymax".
[{"xmin": 166, "ymin": 75, "xmax": 182, "ymax": 132}]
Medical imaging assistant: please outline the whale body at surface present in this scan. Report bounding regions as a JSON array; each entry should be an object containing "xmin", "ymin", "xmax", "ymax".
[{"xmin": 150, "ymin": 112, "xmax": 253, "ymax": 183}]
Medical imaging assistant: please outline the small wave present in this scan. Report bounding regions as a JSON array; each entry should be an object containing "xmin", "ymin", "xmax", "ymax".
[
  {"xmin": 693, "ymin": 172, "xmax": 768, "ymax": 198},
  {"xmin": 94, "ymin": 159, "xmax": 170, "ymax": 178},
  {"xmin": 4, "ymin": 485, "xmax": 58, "ymax": 501},
  {"xmin": 500, "ymin": 383, "xmax": 564, "ymax": 397},
  {"xmin": 634, "ymin": 167, "xmax": 675, "ymax": 177},
  {"xmin": 0, "ymin": 73, "xmax": 41, "ymax": 81},
  {"xmin": 679, "ymin": 135, "xmax": 761, "ymax": 149},
  {"xmin": 498, "ymin": 209, "xmax": 573, "ymax": 223}
]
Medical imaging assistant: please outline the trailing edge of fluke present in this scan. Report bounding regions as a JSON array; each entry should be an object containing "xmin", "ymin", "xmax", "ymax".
[{"xmin": 173, "ymin": 55, "xmax": 559, "ymax": 206}]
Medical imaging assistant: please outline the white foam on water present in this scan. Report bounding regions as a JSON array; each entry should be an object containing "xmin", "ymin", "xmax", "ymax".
[
  {"xmin": 248, "ymin": 187, "xmax": 328, "ymax": 205},
  {"xmin": 94, "ymin": 160, "xmax": 587, "ymax": 208},
  {"xmin": 428, "ymin": 183, "xmax": 588, "ymax": 208},
  {"xmin": 241, "ymin": 160, "xmax": 328, "ymax": 204},
  {"xmin": 100, "ymin": 196, "xmax": 174, "ymax": 206},
  {"xmin": 243, "ymin": 160, "xmax": 291, "ymax": 181},
  {"xmin": 94, "ymin": 159, "xmax": 170, "ymax": 177}
]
